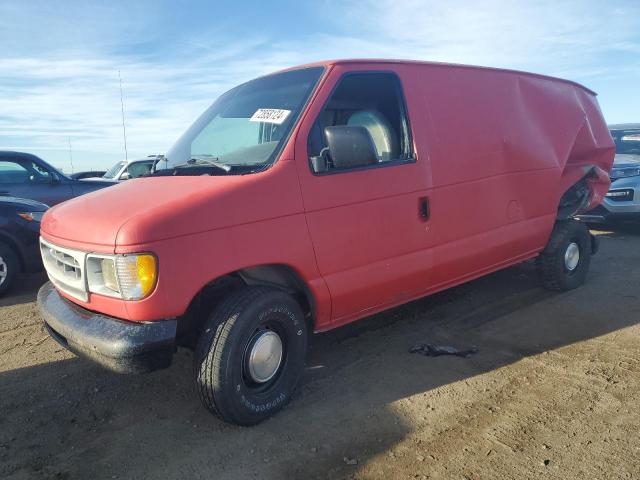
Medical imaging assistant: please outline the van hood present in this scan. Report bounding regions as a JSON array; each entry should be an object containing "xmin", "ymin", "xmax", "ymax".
[{"xmin": 41, "ymin": 164, "xmax": 301, "ymax": 249}]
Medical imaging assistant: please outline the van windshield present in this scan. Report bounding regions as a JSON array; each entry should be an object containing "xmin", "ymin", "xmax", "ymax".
[{"xmin": 160, "ymin": 67, "xmax": 324, "ymax": 174}]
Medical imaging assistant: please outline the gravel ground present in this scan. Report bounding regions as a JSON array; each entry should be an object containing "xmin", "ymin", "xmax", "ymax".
[{"xmin": 1, "ymin": 224, "xmax": 639, "ymax": 479}]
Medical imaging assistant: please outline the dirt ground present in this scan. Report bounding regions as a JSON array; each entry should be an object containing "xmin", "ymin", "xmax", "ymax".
[{"xmin": 1, "ymin": 224, "xmax": 639, "ymax": 480}]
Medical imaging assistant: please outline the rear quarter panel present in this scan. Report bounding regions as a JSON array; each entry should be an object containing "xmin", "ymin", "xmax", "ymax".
[{"xmin": 409, "ymin": 63, "xmax": 612, "ymax": 285}]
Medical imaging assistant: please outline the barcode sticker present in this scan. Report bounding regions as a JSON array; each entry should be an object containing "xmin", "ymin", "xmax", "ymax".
[{"xmin": 249, "ymin": 108, "xmax": 291, "ymax": 125}]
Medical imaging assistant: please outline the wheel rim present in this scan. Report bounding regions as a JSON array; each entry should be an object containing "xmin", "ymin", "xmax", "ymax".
[
  {"xmin": 245, "ymin": 330, "xmax": 283, "ymax": 384},
  {"xmin": 564, "ymin": 242, "xmax": 580, "ymax": 271},
  {"xmin": 0, "ymin": 256, "xmax": 7, "ymax": 286}
]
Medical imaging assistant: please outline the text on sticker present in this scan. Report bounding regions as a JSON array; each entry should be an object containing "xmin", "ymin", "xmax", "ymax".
[{"xmin": 250, "ymin": 108, "xmax": 291, "ymax": 125}]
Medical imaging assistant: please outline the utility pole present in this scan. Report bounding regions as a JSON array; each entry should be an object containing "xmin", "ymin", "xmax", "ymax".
[
  {"xmin": 68, "ymin": 136, "xmax": 74, "ymax": 173},
  {"xmin": 119, "ymin": 69, "xmax": 129, "ymax": 161}
]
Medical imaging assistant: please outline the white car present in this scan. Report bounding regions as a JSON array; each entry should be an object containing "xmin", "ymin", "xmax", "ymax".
[
  {"xmin": 83, "ymin": 156, "xmax": 164, "ymax": 182},
  {"xmin": 582, "ymin": 124, "xmax": 640, "ymax": 222}
]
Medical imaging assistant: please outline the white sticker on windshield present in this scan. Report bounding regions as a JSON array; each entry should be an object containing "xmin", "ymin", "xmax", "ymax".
[{"xmin": 250, "ymin": 108, "xmax": 291, "ymax": 125}]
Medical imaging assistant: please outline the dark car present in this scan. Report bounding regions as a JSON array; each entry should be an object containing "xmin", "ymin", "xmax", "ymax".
[
  {"xmin": 70, "ymin": 170, "xmax": 107, "ymax": 180},
  {"xmin": 0, "ymin": 151, "xmax": 115, "ymax": 205},
  {"xmin": 0, "ymin": 196, "xmax": 48, "ymax": 295}
]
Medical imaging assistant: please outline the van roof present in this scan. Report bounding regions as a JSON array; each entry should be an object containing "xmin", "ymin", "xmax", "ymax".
[{"xmin": 280, "ymin": 59, "xmax": 597, "ymax": 96}]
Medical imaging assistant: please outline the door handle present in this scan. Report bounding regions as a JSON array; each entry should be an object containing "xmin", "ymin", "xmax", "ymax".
[{"xmin": 419, "ymin": 197, "xmax": 430, "ymax": 220}]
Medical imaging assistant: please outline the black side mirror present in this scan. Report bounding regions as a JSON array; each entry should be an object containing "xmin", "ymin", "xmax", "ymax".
[{"xmin": 318, "ymin": 125, "xmax": 378, "ymax": 172}]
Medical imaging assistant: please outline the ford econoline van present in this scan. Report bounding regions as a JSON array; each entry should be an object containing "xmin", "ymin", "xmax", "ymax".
[{"xmin": 38, "ymin": 60, "xmax": 615, "ymax": 425}]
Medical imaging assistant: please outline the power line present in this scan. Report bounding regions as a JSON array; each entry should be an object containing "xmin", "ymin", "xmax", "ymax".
[
  {"xmin": 118, "ymin": 69, "xmax": 129, "ymax": 161},
  {"xmin": 68, "ymin": 136, "xmax": 74, "ymax": 173}
]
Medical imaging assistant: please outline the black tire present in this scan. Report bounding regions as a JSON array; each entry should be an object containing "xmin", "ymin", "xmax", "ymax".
[
  {"xmin": 537, "ymin": 220, "xmax": 591, "ymax": 292},
  {"xmin": 193, "ymin": 286, "xmax": 308, "ymax": 425},
  {"xmin": 0, "ymin": 243, "xmax": 19, "ymax": 297}
]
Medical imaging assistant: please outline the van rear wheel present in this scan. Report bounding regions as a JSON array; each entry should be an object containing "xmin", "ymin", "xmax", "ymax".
[
  {"xmin": 193, "ymin": 286, "xmax": 308, "ymax": 426},
  {"xmin": 537, "ymin": 219, "xmax": 591, "ymax": 292}
]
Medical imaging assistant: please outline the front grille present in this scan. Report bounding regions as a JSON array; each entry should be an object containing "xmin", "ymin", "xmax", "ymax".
[
  {"xmin": 48, "ymin": 249, "xmax": 82, "ymax": 279},
  {"xmin": 40, "ymin": 238, "xmax": 88, "ymax": 301}
]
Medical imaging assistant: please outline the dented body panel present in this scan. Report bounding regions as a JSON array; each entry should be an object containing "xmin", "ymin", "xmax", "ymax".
[{"xmin": 39, "ymin": 59, "xmax": 614, "ymax": 339}]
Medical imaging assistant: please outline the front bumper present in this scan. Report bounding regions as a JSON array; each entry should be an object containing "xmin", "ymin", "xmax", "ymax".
[{"xmin": 38, "ymin": 282, "xmax": 177, "ymax": 373}]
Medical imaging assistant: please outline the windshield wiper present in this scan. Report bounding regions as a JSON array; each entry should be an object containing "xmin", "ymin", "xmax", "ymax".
[
  {"xmin": 240, "ymin": 163, "xmax": 271, "ymax": 175},
  {"xmin": 173, "ymin": 157, "xmax": 232, "ymax": 172}
]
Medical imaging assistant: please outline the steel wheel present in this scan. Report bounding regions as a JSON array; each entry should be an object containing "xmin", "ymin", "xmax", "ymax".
[
  {"xmin": 564, "ymin": 242, "xmax": 580, "ymax": 272},
  {"xmin": 244, "ymin": 328, "xmax": 284, "ymax": 385}
]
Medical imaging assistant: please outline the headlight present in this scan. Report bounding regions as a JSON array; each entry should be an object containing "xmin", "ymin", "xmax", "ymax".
[
  {"xmin": 87, "ymin": 253, "xmax": 157, "ymax": 300},
  {"xmin": 610, "ymin": 167, "xmax": 640, "ymax": 180},
  {"xmin": 18, "ymin": 211, "xmax": 45, "ymax": 222}
]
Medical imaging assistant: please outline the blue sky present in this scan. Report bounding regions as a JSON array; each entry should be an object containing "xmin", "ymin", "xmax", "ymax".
[{"xmin": 1, "ymin": 0, "xmax": 639, "ymax": 172}]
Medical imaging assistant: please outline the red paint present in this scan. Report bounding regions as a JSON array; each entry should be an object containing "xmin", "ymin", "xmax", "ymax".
[{"xmin": 40, "ymin": 60, "xmax": 615, "ymax": 331}]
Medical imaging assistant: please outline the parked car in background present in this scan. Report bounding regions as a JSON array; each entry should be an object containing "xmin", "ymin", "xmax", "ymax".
[
  {"xmin": 582, "ymin": 124, "xmax": 640, "ymax": 222},
  {"xmin": 38, "ymin": 60, "xmax": 614, "ymax": 426},
  {"xmin": 70, "ymin": 170, "xmax": 107, "ymax": 180},
  {"xmin": 0, "ymin": 152, "xmax": 116, "ymax": 206},
  {"xmin": 0, "ymin": 196, "xmax": 48, "ymax": 295},
  {"xmin": 84, "ymin": 155, "xmax": 163, "ymax": 182}
]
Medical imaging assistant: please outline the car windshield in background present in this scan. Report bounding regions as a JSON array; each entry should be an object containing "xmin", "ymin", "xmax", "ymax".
[
  {"xmin": 104, "ymin": 161, "xmax": 126, "ymax": 179},
  {"xmin": 611, "ymin": 129, "xmax": 640, "ymax": 155},
  {"xmin": 160, "ymin": 67, "xmax": 324, "ymax": 174}
]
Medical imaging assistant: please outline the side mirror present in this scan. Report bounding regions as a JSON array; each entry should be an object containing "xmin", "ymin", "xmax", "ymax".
[
  {"xmin": 319, "ymin": 126, "xmax": 378, "ymax": 172},
  {"xmin": 120, "ymin": 171, "xmax": 130, "ymax": 181}
]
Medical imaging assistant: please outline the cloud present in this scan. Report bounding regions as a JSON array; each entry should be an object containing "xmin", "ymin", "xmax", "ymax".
[
  {"xmin": 0, "ymin": 0, "xmax": 638, "ymax": 169},
  {"xmin": 0, "ymin": 49, "xmax": 301, "ymax": 159},
  {"xmin": 326, "ymin": 0, "xmax": 640, "ymax": 75}
]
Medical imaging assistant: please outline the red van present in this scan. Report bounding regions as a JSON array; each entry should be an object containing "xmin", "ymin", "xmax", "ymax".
[{"xmin": 38, "ymin": 60, "xmax": 614, "ymax": 425}]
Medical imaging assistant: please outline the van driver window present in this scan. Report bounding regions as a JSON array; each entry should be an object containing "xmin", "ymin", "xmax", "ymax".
[{"xmin": 307, "ymin": 72, "xmax": 413, "ymax": 173}]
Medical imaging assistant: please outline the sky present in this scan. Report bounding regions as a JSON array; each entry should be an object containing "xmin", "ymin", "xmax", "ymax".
[{"xmin": 0, "ymin": 0, "xmax": 639, "ymax": 172}]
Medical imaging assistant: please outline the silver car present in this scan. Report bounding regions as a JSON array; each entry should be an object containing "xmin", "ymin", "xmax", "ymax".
[
  {"xmin": 586, "ymin": 124, "xmax": 640, "ymax": 221},
  {"xmin": 82, "ymin": 155, "xmax": 164, "ymax": 183}
]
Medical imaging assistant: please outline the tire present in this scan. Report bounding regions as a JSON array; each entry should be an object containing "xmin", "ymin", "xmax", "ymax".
[
  {"xmin": 537, "ymin": 220, "xmax": 591, "ymax": 292},
  {"xmin": 0, "ymin": 243, "xmax": 19, "ymax": 297},
  {"xmin": 193, "ymin": 286, "xmax": 308, "ymax": 426}
]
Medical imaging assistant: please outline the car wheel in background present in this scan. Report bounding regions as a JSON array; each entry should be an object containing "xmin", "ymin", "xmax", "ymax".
[{"xmin": 0, "ymin": 243, "xmax": 19, "ymax": 296}]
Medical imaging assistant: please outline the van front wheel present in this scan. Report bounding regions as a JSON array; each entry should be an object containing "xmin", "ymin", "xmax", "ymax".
[
  {"xmin": 537, "ymin": 219, "xmax": 591, "ymax": 292},
  {"xmin": 193, "ymin": 286, "xmax": 308, "ymax": 426}
]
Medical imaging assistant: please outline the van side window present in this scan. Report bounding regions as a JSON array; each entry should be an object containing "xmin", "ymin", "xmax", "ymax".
[{"xmin": 308, "ymin": 73, "xmax": 413, "ymax": 173}]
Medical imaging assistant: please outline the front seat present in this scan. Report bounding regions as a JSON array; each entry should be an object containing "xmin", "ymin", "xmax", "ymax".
[{"xmin": 347, "ymin": 110, "xmax": 399, "ymax": 162}]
